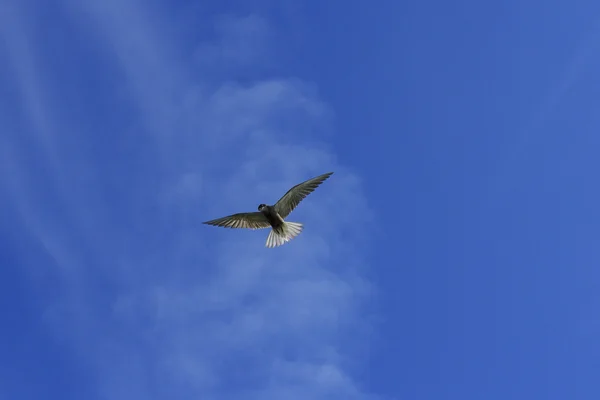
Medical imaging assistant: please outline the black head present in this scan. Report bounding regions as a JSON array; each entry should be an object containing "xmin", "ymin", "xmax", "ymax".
[{"xmin": 258, "ymin": 204, "xmax": 267, "ymax": 211}]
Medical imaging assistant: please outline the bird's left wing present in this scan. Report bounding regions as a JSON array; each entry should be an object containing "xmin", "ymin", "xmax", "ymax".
[
  {"xmin": 203, "ymin": 212, "xmax": 271, "ymax": 229},
  {"xmin": 274, "ymin": 172, "xmax": 333, "ymax": 219}
]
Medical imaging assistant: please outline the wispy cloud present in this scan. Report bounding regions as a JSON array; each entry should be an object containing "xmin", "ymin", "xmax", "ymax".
[
  {"xmin": 194, "ymin": 14, "xmax": 272, "ymax": 71},
  {"xmin": 1, "ymin": 1, "xmax": 379, "ymax": 399}
]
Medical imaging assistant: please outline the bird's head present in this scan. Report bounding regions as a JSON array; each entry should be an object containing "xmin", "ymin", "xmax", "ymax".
[{"xmin": 258, "ymin": 204, "xmax": 267, "ymax": 211}]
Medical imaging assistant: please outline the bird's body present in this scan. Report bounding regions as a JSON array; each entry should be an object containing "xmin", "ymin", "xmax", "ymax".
[
  {"xmin": 259, "ymin": 205, "xmax": 284, "ymax": 229},
  {"xmin": 203, "ymin": 172, "xmax": 333, "ymax": 248}
]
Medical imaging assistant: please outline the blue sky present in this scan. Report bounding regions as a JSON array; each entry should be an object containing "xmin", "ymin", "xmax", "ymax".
[{"xmin": 2, "ymin": 0, "xmax": 600, "ymax": 399}]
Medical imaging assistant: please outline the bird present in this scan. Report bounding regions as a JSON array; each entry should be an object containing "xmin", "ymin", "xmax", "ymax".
[{"xmin": 203, "ymin": 172, "xmax": 334, "ymax": 248}]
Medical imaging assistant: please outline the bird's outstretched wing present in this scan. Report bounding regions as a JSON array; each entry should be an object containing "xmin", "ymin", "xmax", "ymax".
[
  {"xmin": 203, "ymin": 212, "xmax": 271, "ymax": 229},
  {"xmin": 274, "ymin": 172, "xmax": 333, "ymax": 219}
]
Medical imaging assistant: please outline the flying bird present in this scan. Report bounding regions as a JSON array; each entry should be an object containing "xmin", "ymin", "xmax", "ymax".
[{"xmin": 203, "ymin": 172, "xmax": 334, "ymax": 248}]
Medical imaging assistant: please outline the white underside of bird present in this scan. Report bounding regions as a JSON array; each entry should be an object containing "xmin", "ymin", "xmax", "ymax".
[{"xmin": 265, "ymin": 221, "xmax": 304, "ymax": 248}]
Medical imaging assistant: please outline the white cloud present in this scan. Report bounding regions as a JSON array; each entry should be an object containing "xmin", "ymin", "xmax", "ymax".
[{"xmin": 2, "ymin": 1, "xmax": 380, "ymax": 399}]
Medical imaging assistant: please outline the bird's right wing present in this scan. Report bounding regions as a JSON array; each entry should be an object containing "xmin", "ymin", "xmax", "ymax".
[
  {"xmin": 274, "ymin": 172, "xmax": 334, "ymax": 219},
  {"xmin": 203, "ymin": 212, "xmax": 271, "ymax": 229}
]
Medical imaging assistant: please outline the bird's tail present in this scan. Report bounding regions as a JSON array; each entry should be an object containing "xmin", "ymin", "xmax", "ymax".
[{"xmin": 265, "ymin": 221, "xmax": 304, "ymax": 248}]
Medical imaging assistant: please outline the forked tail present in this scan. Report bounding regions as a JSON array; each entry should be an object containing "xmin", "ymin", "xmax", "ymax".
[{"xmin": 265, "ymin": 221, "xmax": 304, "ymax": 248}]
